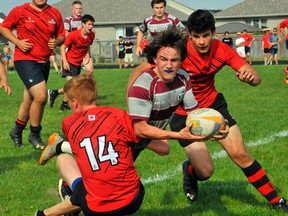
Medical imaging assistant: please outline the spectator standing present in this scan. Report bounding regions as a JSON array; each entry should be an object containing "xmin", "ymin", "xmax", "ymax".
[
  {"xmin": 242, "ymin": 29, "xmax": 255, "ymax": 64},
  {"xmin": 3, "ymin": 42, "xmax": 14, "ymax": 71},
  {"xmin": 222, "ymin": 31, "xmax": 233, "ymax": 47},
  {"xmin": 262, "ymin": 28, "xmax": 272, "ymax": 65},
  {"xmin": 0, "ymin": 0, "xmax": 65, "ymax": 149},
  {"xmin": 124, "ymin": 37, "xmax": 134, "ymax": 68},
  {"xmin": 235, "ymin": 32, "xmax": 246, "ymax": 60},
  {"xmin": 269, "ymin": 28, "xmax": 278, "ymax": 65},
  {"xmin": 115, "ymin": 36, "xmax": 125, "ymax": 69}
]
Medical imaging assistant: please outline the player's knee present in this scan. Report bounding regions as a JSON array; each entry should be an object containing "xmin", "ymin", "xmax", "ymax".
[
  {"xmin": 196, "ymin": 164, "xmax": 214, "ymax": 180},
  {"xmin": 231, "ymin": 149, "xmax": 252, "ymax": 165},
  {"xmin": 156, "ymin": 147, "xmax": 170, "ymax": 156}
]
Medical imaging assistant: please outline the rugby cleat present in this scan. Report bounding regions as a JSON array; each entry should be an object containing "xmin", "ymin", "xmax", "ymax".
[
  {"xmin": 28, "ymin": 133, "xmax": 45, "ymax": 150},
  {"xmin": 39, "ymin": 133, "xmax": 64, "ymax": 165},
  {"xmin": 182, "ymin": 159, "xmax": 198, "ymax": 202},
  {"xmin": 273, "ymin": 198, "xmax": 288, "ymax": 212}
]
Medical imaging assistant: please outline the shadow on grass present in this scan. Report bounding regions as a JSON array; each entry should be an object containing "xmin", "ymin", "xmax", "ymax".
[
  {"xmin": 0, "ymin": 145, "xmax": 41, "ymax": 175},
  {"xmin": 135, "ymin": 180, "xmax": 269, "ymax": 216}
]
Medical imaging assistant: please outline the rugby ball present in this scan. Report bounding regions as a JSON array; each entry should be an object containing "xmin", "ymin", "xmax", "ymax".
[{"xmin": 186, "ymin": 108, "xmax": 225, "ymax": 138}]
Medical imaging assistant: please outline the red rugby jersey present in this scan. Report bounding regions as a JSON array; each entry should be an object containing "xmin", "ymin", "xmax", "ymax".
[
  {"xmin": 279, "ymin": 18, "xmax": 288, "ymax": 39},
  {"xmin": 64, "ymin": 29, "xmax": 95, "ymax": 66},
  {"xmin": 242, "ymin": 33, "xmax": 254, "ymax": 47},
  {"xmin": 176, "ymin": 39, "xmax": 246, "ymax": 116},
  {"xmin": 62, "ymin": 106, "xmax": 140, "ymax": 212},
  {"xmin": 1, "ymin": 3, "xmax": 65, "ymax": 62}
]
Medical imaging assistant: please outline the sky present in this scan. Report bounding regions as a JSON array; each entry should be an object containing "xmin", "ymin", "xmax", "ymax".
[{"xmin": 1, "ymin": 0, "xmax": 244, "ymax": 15}]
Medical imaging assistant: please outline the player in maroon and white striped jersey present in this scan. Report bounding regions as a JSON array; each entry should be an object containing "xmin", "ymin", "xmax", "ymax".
[
  {"xmin": 63, "ymin": 1, "xmax": 82, "ymax": 34},
  {"xmin": 128, "ymin": 29, "xmax": 207, "ymax": 160},
  {"xmin": 136, "ymin": 0, "xmax": 186, "ymax": 58}
]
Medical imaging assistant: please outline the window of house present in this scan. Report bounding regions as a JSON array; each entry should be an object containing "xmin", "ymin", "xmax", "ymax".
[
  {"xmin": 261, "ymin": 19, "xmax": 267, "ymax": 28},
  {"xmin": 116, "ymin": 26, "xmax": 136, "ymax": 39},
  {"xmin": 253, "ymin": 19, "xmax": 259, "ymax": 28},
  {"xmin": 246, "ymin": 18, "xmax": 267, "ymax": 29}
]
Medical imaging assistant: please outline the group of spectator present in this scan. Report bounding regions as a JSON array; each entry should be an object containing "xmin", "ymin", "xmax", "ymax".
[
  {"xmin": 222, "ymin": 28, "xmax": 280, "ymax": 66},
  {"xmin": 115, "ymin": 36, "xmax": 134, "ymax": 68}
]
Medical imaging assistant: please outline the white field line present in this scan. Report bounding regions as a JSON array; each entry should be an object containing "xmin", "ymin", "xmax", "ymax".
[{"xmin": 142, "ymin": 130, "xmax": 288, "ymax": 184}]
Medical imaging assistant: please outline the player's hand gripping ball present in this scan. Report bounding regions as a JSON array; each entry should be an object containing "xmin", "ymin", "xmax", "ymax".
[{"xmin": 186, "ymin": 108, "xmax": 225, "ymax": 139}]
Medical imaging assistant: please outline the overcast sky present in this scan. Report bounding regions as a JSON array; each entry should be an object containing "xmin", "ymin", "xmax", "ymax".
[{"xmin": 2, "ymin": 0, "xmax": 244, "ymax": 15}]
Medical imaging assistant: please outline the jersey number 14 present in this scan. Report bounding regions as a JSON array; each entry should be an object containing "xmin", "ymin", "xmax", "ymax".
[{"xmin": 80, "ymin": 136, "xmax": 119, "ymax": 171}]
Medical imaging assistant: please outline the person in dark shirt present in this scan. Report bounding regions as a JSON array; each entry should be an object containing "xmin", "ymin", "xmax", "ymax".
[{"xmin": 222, "ymin": 31, "xmax": 233, "ymax": 47}]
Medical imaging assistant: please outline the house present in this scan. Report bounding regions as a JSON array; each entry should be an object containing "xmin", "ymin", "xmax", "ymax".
[
  {"xmin": 214, "ymin": 0, "xmax": 288, "ymax": 29},
  {"xmin": 52, "ymin": 0, "xmax": 189, "ymax": 41}
]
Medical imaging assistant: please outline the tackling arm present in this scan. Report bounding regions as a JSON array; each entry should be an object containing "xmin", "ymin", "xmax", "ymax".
[
  {"xmin": 133, "ymin": 120, "xmax": 205, "ymax": 141},
  {"xmin": 235, "ymin": 63, "xmax": 261, "ymax": 86}
]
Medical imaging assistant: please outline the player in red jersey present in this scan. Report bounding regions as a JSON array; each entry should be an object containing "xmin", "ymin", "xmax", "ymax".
[
  {"xmin": 261, "ymin": 28, "xmax": 272, "ymax": 65},
  {"xmin": 135, "ymin": 0, "xmax": 186, "ymax": 58},
  {"xmin": 0, "ymin": 0, "xmax": 65, "ymax": 149},
  {"xmin": 139, "ymin": 38, "xmax": 149, "ymax": 62},
  {"xmin": 277, "ymin": 18, "xmax": 288, "ymax": 83},
  {"xmin": 172, "ymin": 10, "xmax": 287, "ymax": 211},
  {"xmin": 35, "ymin": 74, "xmax": 144, "ymax": 216},
  {"xmin": 241, "ymin": 29, "xmax": 255, "ymax": 65},
  {"xmin": 0, "ymin": 60, "xmax": 12, "ymax": 95},
  {"xmin": 48, "ymin": 14, "xmax": 95, "ymax": 112},
  {"xmin": 127, "ymin": 9, "xmax": 288, "ymax": 212},
  {"xmin": 63, "ymin": 0, "xmax": 94, "ymax": 75}
]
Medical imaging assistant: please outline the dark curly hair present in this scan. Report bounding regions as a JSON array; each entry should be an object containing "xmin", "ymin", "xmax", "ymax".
[
  {"xmin": 187, "ymin": 10, "xmax": 215, "ymax": 34},
  {"xmin": 143, "ymin": 29, "xmax": 187, "ymax": 64}
]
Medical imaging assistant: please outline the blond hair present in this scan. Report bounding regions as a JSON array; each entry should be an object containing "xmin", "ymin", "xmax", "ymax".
[{"xmin": 64, "ymin": 74, "xmax": 97, "ymax": 105}]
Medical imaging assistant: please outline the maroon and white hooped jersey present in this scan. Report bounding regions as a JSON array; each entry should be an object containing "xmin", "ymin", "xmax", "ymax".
[{"xmin": 139, "ymin": 13, "xmax": 186, "ymax": 39}]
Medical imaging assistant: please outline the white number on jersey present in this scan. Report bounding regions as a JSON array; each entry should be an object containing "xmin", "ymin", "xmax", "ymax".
[{"xmin": 80, "ymin": 136, "xmax": 119, "ymax": 171}]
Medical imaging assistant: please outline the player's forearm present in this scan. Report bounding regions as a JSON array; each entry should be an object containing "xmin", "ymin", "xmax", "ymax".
[
  {"xmin": 136, "ymin": 31, "xmax": 144, "ymax": 48},
  {"xmin": 133, "ymin": 122, "xmax": 179, "ymax": 140},
  {"xmin": 55, "ymin": 36, "xmax": 65, "ymax": 47},
  {"xmin": 0, "ymin": 27, "xmax": 19, "ymax": 46}
]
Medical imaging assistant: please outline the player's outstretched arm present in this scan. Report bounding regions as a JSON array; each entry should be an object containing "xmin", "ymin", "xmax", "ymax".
[
  {"xmin": 133, "ymin": 120, "xmax": 206, "ymax": 141},
  {"xmin": 236, "ymin": 63, "xmax": 261, "ymax": 86}
]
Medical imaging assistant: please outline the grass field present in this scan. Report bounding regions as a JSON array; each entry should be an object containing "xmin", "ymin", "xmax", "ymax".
[{"xmin": 0, "ymin": 64, "xmax": 287, "ymax": 216}]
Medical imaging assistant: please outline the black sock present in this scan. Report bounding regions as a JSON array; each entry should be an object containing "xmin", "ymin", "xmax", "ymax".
[
  {"xmin": 56, "ymin": 142, "xmax": 64, "ymax": 155},
  {"xmin": 36, "ymin": 210, "xmax": 45, "ymax": 216}
]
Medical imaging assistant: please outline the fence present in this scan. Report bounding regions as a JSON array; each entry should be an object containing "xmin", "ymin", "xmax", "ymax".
[
  {"xmin": 89, "ymin": 36, "xmax": 288, "ymax": 64},
  {"xmin": 2, "ymin": 36, "xmax": 288, "ymax": 64}
]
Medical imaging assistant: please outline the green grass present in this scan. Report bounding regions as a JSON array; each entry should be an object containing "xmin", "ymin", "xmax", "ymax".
[{"xmin": 0, "ymin": 65, "xmax": 288, "ymax": 216}]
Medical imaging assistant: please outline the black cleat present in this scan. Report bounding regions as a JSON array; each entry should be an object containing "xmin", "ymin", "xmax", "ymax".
[
  {"xmin": 58, "ymin": 179, "xmax": 81, "ymax": 216},
  {"xmin": 10, "ymin": 128, "xmax": 24, "ymax": 147},
  {"xmin": 59, "ymin": 103, "xmax": 71, "ymax": 112},
  {"xmin": 182, "ymin": 159, "xmax": 198, "ymax": 202},
  {"xmin": 28, "ymin": 133, "xmax": 45, "ymax": 150},
  {"xmin": 47, "ymin": 89, "xmax": 58, "ymax": 107},
  {"xmin": 273, "ymin": 198, "xmax": 288, "ymax": 212}
]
